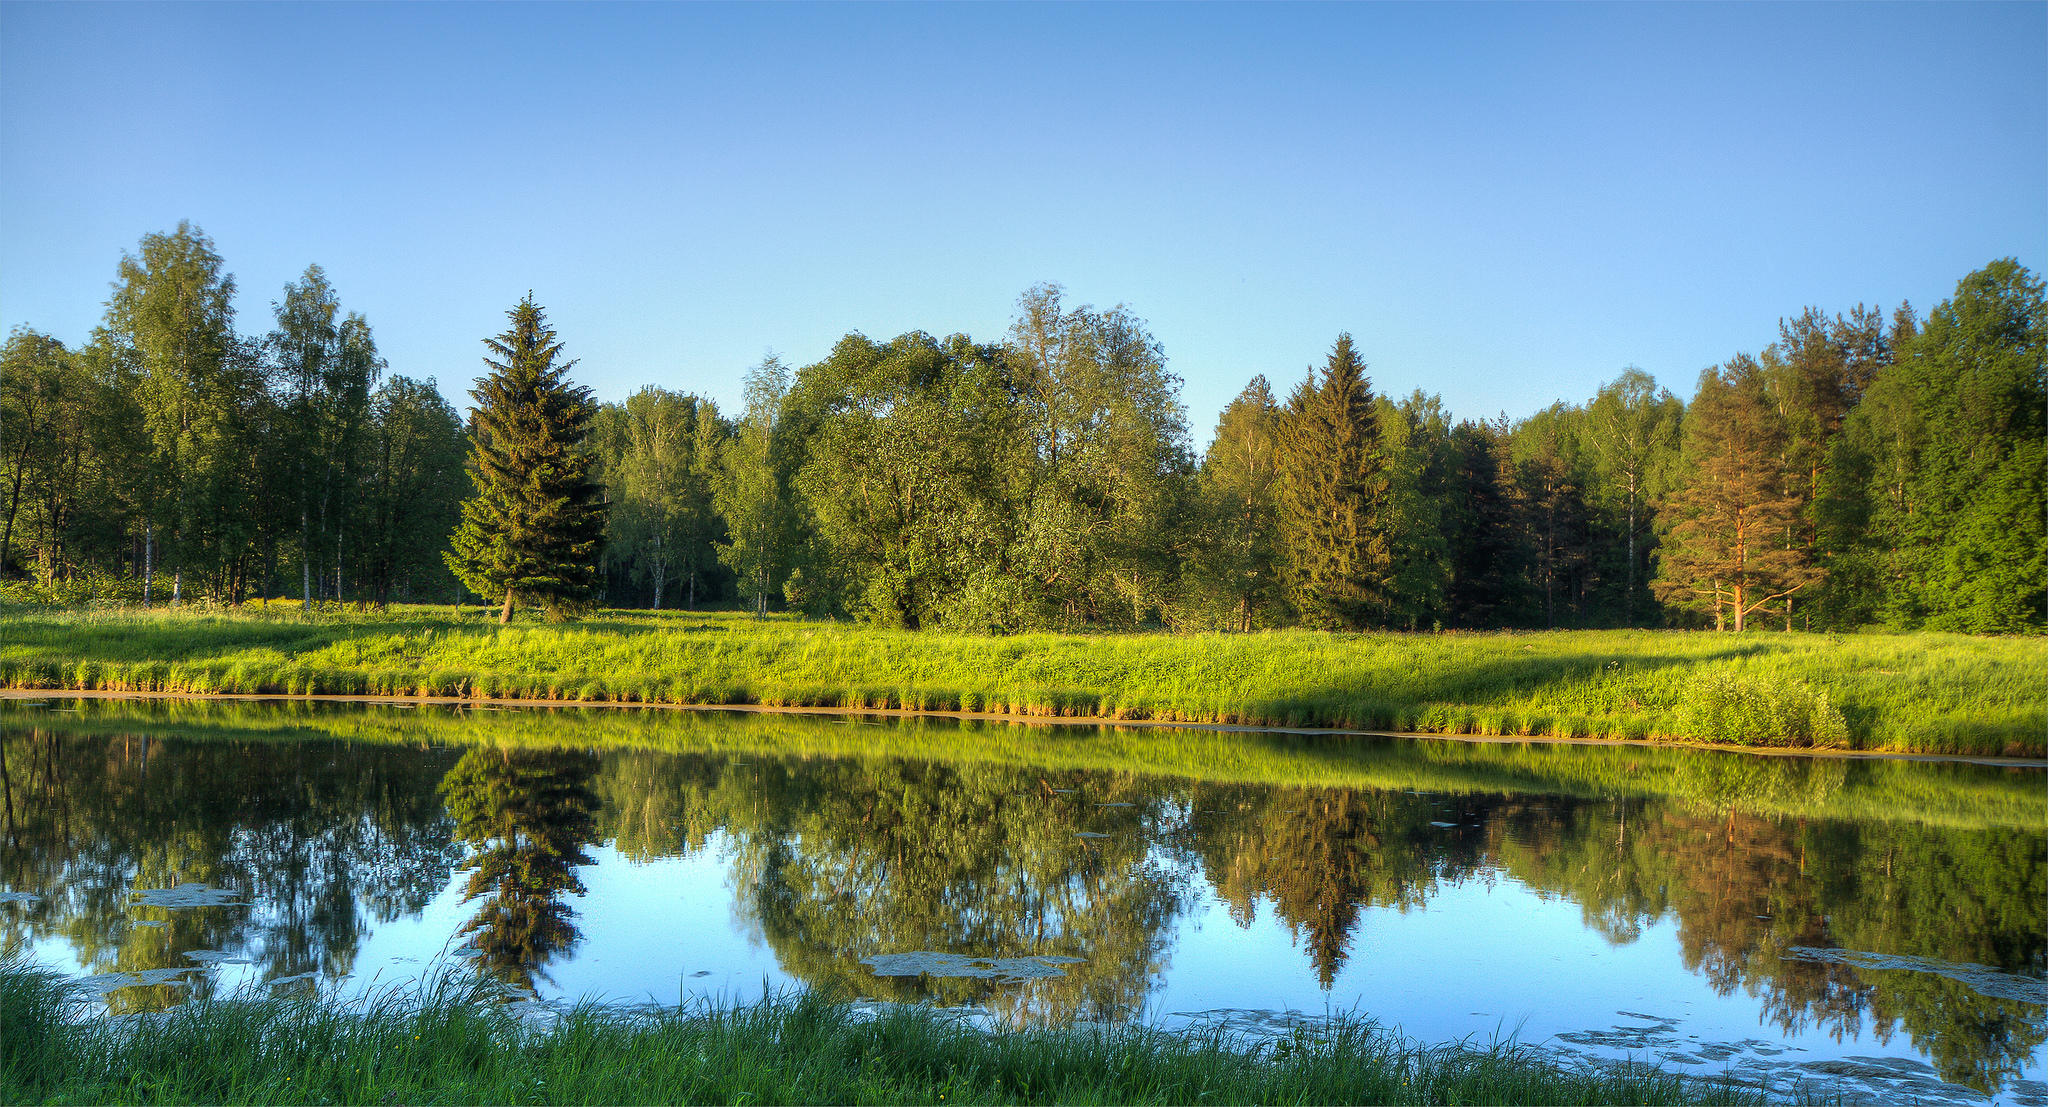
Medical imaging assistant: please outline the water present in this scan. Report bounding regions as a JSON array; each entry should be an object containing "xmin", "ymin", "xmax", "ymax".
[{"xmin": 2, "ymin": 700, "xmax": 2043, "ymax": 1104}]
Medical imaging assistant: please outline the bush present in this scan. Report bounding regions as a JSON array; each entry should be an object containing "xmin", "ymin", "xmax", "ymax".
[{"xmin": 1679, "ymin": 674, "xmax": 1850, "ymax": 748}]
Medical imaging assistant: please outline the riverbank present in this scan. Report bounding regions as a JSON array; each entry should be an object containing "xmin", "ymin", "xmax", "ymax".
[
  {"xmin": 1, "ymin": 606, "xmax": 2040, "ymax": 756},
  {"xmin": 0, "ymin": 963, "xmax": 1760, "ymax": 1106}
]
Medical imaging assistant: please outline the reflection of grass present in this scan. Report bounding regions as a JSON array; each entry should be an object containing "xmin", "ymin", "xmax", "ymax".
[
  {"xmin": 10, "ymin": 698, "xmax": 2042, "ymax": 831},
  {"xmin": 0, "ymin": 962, "xmax": 1761, "ymax": 1106},
  {"xmin": 0, "ymin": 605, "xmax": 2041, "ymax": 754}
]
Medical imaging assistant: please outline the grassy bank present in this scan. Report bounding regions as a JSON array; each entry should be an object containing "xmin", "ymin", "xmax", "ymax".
[
  {"xmin": 0, "ymin": 964, "xmax": 1759, "ymax": 1106},
  {"xmin": 11, "ymin": 697, "xmax": 2043, "ymax": 830},
  {"xmin": 1, "ymin": 605, "xmax": 2041, "ymax": 755}
]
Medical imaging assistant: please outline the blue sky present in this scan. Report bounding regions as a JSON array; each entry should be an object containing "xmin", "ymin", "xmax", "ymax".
[{"xmin": 2, "ymin": 2, "xmax": 2041, "ymax": 440}]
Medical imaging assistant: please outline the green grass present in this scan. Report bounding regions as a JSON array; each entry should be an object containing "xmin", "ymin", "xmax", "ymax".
[
  {"xmin": 0, "ymin": 963, "xmax": 1765, "ymax": 1106},
  {"xmin": 1, "ymin": 604, "xmax": 2041, "ymax": 756}
]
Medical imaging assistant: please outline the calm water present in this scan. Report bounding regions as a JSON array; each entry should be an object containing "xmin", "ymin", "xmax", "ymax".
[{"xmin": 2, "ymin": 701, "xmax": 2043, "ymax": 1104}]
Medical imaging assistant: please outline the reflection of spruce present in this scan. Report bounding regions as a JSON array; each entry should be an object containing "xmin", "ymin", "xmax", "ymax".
[{"xmin": 440, "ymin": 747, "xmax": 599, "ymax": 990}]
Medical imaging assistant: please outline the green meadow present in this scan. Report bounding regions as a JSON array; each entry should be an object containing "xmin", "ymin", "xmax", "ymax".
[{"xmin": 1, "ymin": 605, "xmax": 2041, "ymax": 756}]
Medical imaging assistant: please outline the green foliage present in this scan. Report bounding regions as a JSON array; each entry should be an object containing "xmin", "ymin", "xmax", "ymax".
[
  {"xmin": 595, "ymin": 387, "xmax": 727, "ymax": 609},
  {"xmin": 1677, "ymin": 673, "xmax": 1849, "ymax": 747},
  {"xmin": 97, "ymin": 222, "xmax": 263, "ymax": 604},
  {"xmin": 1830, "ymin": 260, "xmax": 2046, "ymax": 632},
  {"xmin": 1655, "ymin": 356, "xmax": 1817, "ymax": 631},
  {"xmin": 785, "ymin": 332, "xmax": 1024, "ymax": 630},
  {"xmin": 354, "ymin": 376, "xmax": 467, "ymax": 603},
  {"xmin": 266, "ymin": 264, "xmax": 386, "ymax": 606},
  {"xmin": 1003, "ymin": 284, "xmax": 1194, "ymax": 629},
  {"xmin": 1275, "ymin": 334, "xmax": 1390, "ymax": 628},
  {"xmin": 445, "ymin": 296, "xmax": 607, "ymax": 622},
  {"xmin": 1182, "ymin": 376, "xmax": 1287, "ymax": 631},
  {"xmin": 5, "ymin": 229, "xmax": 2040, "ymax": 640},
  {"xmin": 712, "ymin": 357, "xmax": 797, "ymax": 617}
]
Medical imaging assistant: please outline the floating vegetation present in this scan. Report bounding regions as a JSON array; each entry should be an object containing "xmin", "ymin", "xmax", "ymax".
[
  {"xmin": 128, "ymin": 883, "xmax": 249, "ymax": 909},
  {"xmin": 1781, "ymin": 947, "xmax": 2048, "ymax": 1005},
  {"xmin": 1075, "ymin": 831, "xmax": 1110, "ymax": 839},
  {"xmin": 860, "ymin": 951, "xmax": 1085, "ymax": 983},
  {"xmin": 184, "ymin": 950, "xmax": 253, "ymax": 966},
  {"xmin": 0, "ymin": 890, "xmax": 40, "ymax": 907},
  {"xmin": 77, "ymin": 967, "xmax": 203, "ymax": 997}
]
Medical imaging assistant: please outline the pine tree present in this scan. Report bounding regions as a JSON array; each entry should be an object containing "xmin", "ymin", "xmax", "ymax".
[
  {"xmin": 445, "ymin": 295, "xmax": 607, "ymax": 623},
  {"xmin": 1654, "ymin": 356, "xmax": 1819, "ymax": 631},
  {"xmin": 1274, "ymin": 334, "xmax": 1390, "ymax": 628}
]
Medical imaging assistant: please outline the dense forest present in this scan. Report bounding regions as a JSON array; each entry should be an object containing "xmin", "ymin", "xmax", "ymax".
[{"xmin": 2, "ymin": 222, "xmax": 2040, "ymax": 632}]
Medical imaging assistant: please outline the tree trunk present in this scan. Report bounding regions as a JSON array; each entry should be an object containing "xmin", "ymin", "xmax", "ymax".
[
  {"xmin": 143, "ymin": 524, "xmax": 154, "ymax": 606},
  {"xmin": 0, "ymin": 460, "xmax": 27, "ymax": 577},
  {"xmin": 500, "ymin": 588, "xmax": 515, "ymax": 625}
]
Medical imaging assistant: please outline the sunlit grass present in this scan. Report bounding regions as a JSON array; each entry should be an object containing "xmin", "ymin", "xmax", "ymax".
[
  {"xmin": 0, "ymin": 961, "xmax": 1765, "ymax": 1106},
  {"xmin": 0, "ymin": 604, "xmax": 2040, "ymax": 755}
]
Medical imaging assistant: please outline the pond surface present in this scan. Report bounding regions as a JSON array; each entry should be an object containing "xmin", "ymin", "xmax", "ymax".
[{"xmin": 2, "ymin": 700, "xmax": 2043, "ymax": 1104}]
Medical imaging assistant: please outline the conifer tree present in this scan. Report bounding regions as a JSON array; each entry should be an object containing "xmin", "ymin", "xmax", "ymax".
[
  {"xmin": 1654, "ymin": 355, "xmax": 1818, "ymax": 631},
  {"xmin": 445, "ymin": 295, "xmax": 607, "ymax": 623},
  {"xmin": 1274, "ymin": 334, "xmax": 1390, "ymax": 628}
]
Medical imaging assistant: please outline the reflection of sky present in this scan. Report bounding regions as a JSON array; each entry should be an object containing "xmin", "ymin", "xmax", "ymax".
[{"xmin": 17, "ymin": 806, "xmax": 2045, "ymax": 1105}]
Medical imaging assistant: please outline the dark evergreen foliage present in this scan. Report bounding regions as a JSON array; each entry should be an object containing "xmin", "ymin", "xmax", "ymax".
[
  {"xmin": 1274, "ymin": 334, "xmax": 1391, "ymax": 629},
  {"xmin": 445, "ymin": 296, "xmax": 607, "ymax": 623}
]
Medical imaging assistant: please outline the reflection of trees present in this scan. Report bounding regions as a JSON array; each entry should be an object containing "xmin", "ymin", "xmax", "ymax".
[
  {"xmin": 6, "ymin": 715, "xmax": 2041, "ymax": 1092},
  {"xmin": 1493, "ymin": 801, "xmax": 2047, "ymax": 1094},
  {"xmin": 1190, "ymin": 785, "xmax": 1485, "ymax": 987},
  {"xmin": 0, "ymin": 726, "xmax": 460, "ymax": 1012},
  {"xmin": 439, "ymin": 747, "xmax": 600, "ymax": 992},
  {"xmin": 725, "ymin": 759, "xmax": 1191, "ymax": 1025}
]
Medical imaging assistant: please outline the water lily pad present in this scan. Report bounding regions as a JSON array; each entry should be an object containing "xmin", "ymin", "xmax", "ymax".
[
  {"xmin": 1781, "ymin": 946, "xmax": 2048, "ymax": 1005},
  {"xmin": 77, "ymin": 967, "xmax": 203, "ymax": 996},
  {"xmin": 1075, "ymin": 831, "xmax": 1110, "ymax": 839},
  {"xmin": 184, "ymin": 949, "xmax": 252, "ymax": 966},
  {"xmin": 128, "ymin": 883, "xmax": 249, "ymax": 909},
  {"xmin": 0, "ymin": 890, "xmax": 40, "ymax": 907},
  {"xmin": 860, "ymin": 951, "xmax": 1083, "ymax": 983}
]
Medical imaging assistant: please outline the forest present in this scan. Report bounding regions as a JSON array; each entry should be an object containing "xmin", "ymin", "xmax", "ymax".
[{"xmin": 2, "ymin": 222, "xmax": 2041, "ymax": 634}]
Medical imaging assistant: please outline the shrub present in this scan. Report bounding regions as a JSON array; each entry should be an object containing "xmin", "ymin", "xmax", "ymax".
[{"xmin": 1679, "ymin": 675, "xmax": 1851, "ymax": 748}]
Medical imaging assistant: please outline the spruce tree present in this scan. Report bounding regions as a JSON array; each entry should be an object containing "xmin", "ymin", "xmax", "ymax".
[
  {"xmin": 445, "ymin": 295, "xmax": 607, "ymax": 623},
  {"xmin": 1274, "ymin": 334, "xmax": 1391, "ymax": 628}
]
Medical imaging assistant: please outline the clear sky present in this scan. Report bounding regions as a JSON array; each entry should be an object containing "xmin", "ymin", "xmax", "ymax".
[{"xmin": 2, "ymin": 2, "xmax": 2042, "ymax": 440}]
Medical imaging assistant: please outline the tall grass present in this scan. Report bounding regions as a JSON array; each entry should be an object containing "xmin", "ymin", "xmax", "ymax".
[
  {"xmin": 0, "ymin": 962, "xmax": 1763, "ymax": 1106},
  {"xmin": 1, "ymin": 605, "xmax": 2040, "ymax": 755}
]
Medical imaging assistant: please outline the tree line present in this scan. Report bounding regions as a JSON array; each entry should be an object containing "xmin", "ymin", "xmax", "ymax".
[{"xmin": 3, "ymin": 222, "xmax": 2040, "ymax": 632}]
